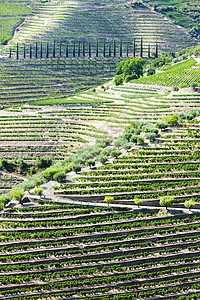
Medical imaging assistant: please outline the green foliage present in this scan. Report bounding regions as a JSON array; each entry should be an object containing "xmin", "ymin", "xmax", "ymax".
[
  {"xmin": 116, "ymin": 58, "xmax": 145, "ymax": 82},
  {"xmin": 137, "ymin": 136, "xmax": 144, "ymax": 145},
  {"xmin": 35, "ymin": 158, "xmax": 52, "ymax": 169},
  {"xmin": 86, "ymin": 159, "xmax": 95, "ymax": 167},
  {"xmin": 97, "ymin": 154, "xmax": 108, "ymax": 164},
  {"xmin": 147, "ymin": 68, "xmax": 155, "ymax": 76},
  {"xmin": 44, "ymin": 168, "xmax": 62, "ymax": 180},
  {"xmin": 190, "ymin": 82, "xmax": 198, "ymax": 89},
  {"xmin": 156, "ymin": 121, "xmax": 168, "ymax": 130},
  {"xmin": 34, "ymin": 188, "xmax": 43, "ymax": 197},
  {"xmin": 162, "ymin": 114, "xmax": 178, "ymax": 126},
  {"xmin": 113, "ymin": 75, "xmax": 123, "ymax": 86},
  {"xmin": 160, "ymin": 196, "xmax": 174, "ymax": 208},
  {"xmin": 11, "ymin": 189, "xmax": 24, "ymax": 201},
  {"xmin": 104, "ymin": 196, "xmax": 114, "ymax": 206},
  {"xmin": 184, "ymin": 199, "xmax": 195, "ymax": 209},
  {"xmin": 53, "ymin": 171, "xmax": 66, "ymax": 183},
  {"xmin": 134, "ymin": 197, "xmax": 143, "ymax": 206},
  {"xmin": 145, "ymin": 132, "xmax": 156, "ymax": 141},
  {"xmin": 72, "ymin": 164, "xmax": 82, "ymax": 173},
  {"xmin": 172, "ymin": 86, "xmax": 179, "ymax": 91},
  {"xmin": 111, "ymin": 149, "xmax": 122, "ymax": 158}
]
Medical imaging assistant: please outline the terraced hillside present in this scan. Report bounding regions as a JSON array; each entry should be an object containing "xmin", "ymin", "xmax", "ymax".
[
  {"xmin": 1, "ymin": 201, "xmax": 200, "ymax": 299},
  {"xmin": 0, "ymin": 0, "xmax": 32, "ymax": 45},
  {"xmin": 0, "ymin": 0, "xmax": 197, "ymax": 108},
  {"xmin": 1, "ymin": 77, "xmax": 200, "ymax": 194},
  {"xmin": 8, "ymin": 0, "xmax": 196, "ymax": 54}
]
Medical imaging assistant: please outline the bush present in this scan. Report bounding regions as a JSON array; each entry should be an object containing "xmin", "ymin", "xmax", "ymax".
[
  {"xmin": 156, "ymin": 121, "xmax": 168, "ymax": 130},
  {"xmin": 137, "ymin": 136, "xmax": 144, "ymax": 145},
  {"xmin": 162, "ymin": 114, "xmax": 178, "ymax": 126},
  {"xmin": 179, "ymin": 82, "xmax": 187, "ymax": 88},
  {"xmin": 53, "ymin": 171, "xmax": 66, "ymax": 183},
  {"xmin": 111, "ymin": 149, "xmax": 122, "ymax": 158},
  {"xmin": 34, "ymin": 188, "xmax": 43, "ymax": 197},
  {"xmin": 97, "ymin": 154, "xmax": 108, "ymax": 164},
  {"xmin": 147, "ymin": 68, "xmax": 155, "ymax": 76},
  {"xmin": 114, "ymin": 75, "xmax": 123, "ymax": 86},
  {"xmin": 36, "ymin": 158, "xmax": 52, "ymax": 169},
  {"xmin": 104, "ymin": 196, "xmax": 114, "ymax": 206},
  {"xmin": 44, "ymin": 168, "xmax": 62, "ymax": 180},
  {"xmin": 184, "ymin": 199, "xmax": 195, "ymax": 209},
  {"xmin": 190, "ymin": 82, "xmax": 198, "ymax": 90},
  {"xmin": 172, "ymin": 86, "xmax": 179, "ymax": 91},
  {"xmin": 72, "ymin": 164, "xmax": 82, "ymax": 173},
  {"xmin": 86, "ymin": 159, "xmax": 95, "ymax": 167},
  {"xmin": 11, "ymin": 190, "xmax": 25, "ymax": 201},
  {"xmin": 124, "ymin": 74, "xmax": 137, "ymax": 82},
  {"xmin": 160, "ymin": 196, "xmax": 174, "ymax": 208},
  {"xmin": 134, "ymin": 197, "xmax": 143, "ymax": 207},
  {"xmin": 145, "ymin": 132, "xmax": 156, "ymax": 141}
]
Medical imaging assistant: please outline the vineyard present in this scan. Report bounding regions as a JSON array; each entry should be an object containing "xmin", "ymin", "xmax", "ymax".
[{"xmin": 0, "ymin": 0, "xmax": 200, "ymax": 298}]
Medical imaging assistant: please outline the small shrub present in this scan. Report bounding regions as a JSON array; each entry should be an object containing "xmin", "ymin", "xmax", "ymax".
[
  {"xmin": 105, "ymin": 196, "xmax": 114, "ymax": 206},
  {"xmin": 147, "ymin": 68, "xmax": 155, "ymax": 76},
  {"xmin": 190, "ymin": 82, "xmax": 198, "ymax": 90},
  {"xmin": 11, "ymin": 190, "xmax": 25, "ymax": 201},
  {"xmin": 137, "ymin": 136, "xmax": 144, "ymax": 145},
  {"xmin": 114, "ymin": 75, "xmax": 123, "ymax": 86},
  {"xmin": 34, "ymin": 188, "xmax": 43, "ymax": 197},
  {"xmin": 162, "ymin": 114, "xmax": 178, "ymax": 126},
  {"xmin": 145, "ymin": 132, "xmax": 156, "ymax": 141},
  {"xmin": 53, "ymin": 171, "xmax": 66, "ymax": 183},
  {"xmin": 172, "ymin": 86, "xmax": 179, "ymax": 91}
]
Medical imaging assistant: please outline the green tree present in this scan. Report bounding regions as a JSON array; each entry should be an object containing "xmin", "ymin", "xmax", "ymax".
[
  {"xmin": 116, "ymin": 58, "xmax": 145, "ymax": 82},
  {"xmin": 40, "ymin": 42, "xmax": 43, "ymax": 58},
  {"xmin": 11, "ymin": 190, "xmax": 24, "ymax": 201},
  {"xmin": 44, "ymin": 168, "xmax": 62, "ymax": 180},
  {"xmin": 53, "ymin": 39, "xmax": 56, "ymax": 58},
  {"xmin": 140, "ymin": 37, "xmax": 143, "ymax": 57},
  {"xmin": 59, "ymin": 40, "xmax": 62, "ymax": 57},
  {"xmin": 23, "ymin": 44, "xmax": 26, "ymax": 59},
  {"xmin": 126, "ymin": 42, "xmax": 129, "ymax": 57},
  {"xmin": 184, "ymin": 199, "xmax": 195, "ymax": 210},
  {"xmin": 72, "ymin": 164, "xmax": 82, "ymax": 173},
  {"xmin": 133, "ymin": 38, "xmax": 136, "ymax": 58},
  {"xmin": 16, "ymin": 43, "xmax": 19, "ymax": 59},
  {"xmin": 86, "ymin": 159, "xmax": 95, "ymax": 167},
  {"xmin": 120, "ymin": 39, "xmax": 122, "ymax": 57},
  {"xmin": 155, "ymin": 43, "xmax": 158, "ymax": 58},
  {"xmin": 88, "ymin": 41, "xmax": 91, "ymax": 57},
  {"xmin": 46, "ymin": 42, "xmax": 49, "ymax": 58},
  {"xmin": 83, "ymin": 40, "xmax": 85, "ymax": 57},
  {"xmin": 29, "ymin": 44, "xmax": 32, "ymax": 59},
  {"xmin": 35, "ymin": 42, "xmax": 38, "ymax": 58},
  {"xmin": 78, "ymin": 40, "xmax": 81, "ymax": 57},
  {"xmin": 65, "ymin": 41, "xmax": 68, "ymax": 57},
  {"xmin": 114, "ymin": 75, "xmax": 123, "ymax": 86},
  {"xmin": 34, "ymin": 187, "xmax": 43, "ymax": 197},
  {"xmin": 97, "ymin": 154, "xmax": 108, "ymax": 164},
  {"xmin": 103, "ymin": 39, "xmax": 106, "ymax": 57},
  {"xmin": 134, "ymin": 197, "xmax": 143, "ymax": 207},
  {"xmin": 96, "ymin": 39, "xmax": 98, "ymax": 57},
  {"xmin": 104, "ymin": 196, "xmax": 114, "ymax": 206},
  {"xmin": 113, "ymin": 40, "xmax": 116, "ymax": 57},
  {"xmin": 156, "ymin": 121, "xmax": 168, "ymax": 130},
  {"xmin": 162, "ymin": 114, "xmax": 178, "ymax": 126},
  {"xmin": 148, "ymin": 43, "xmax": 150, "ymax": 58},
  {"xmin": 160, "ymin": 196, "xmax": 174, "ymax": 209},
  {"xmin": 53, "ymin": 171, "xmax": 66, "ymax": 183}
]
